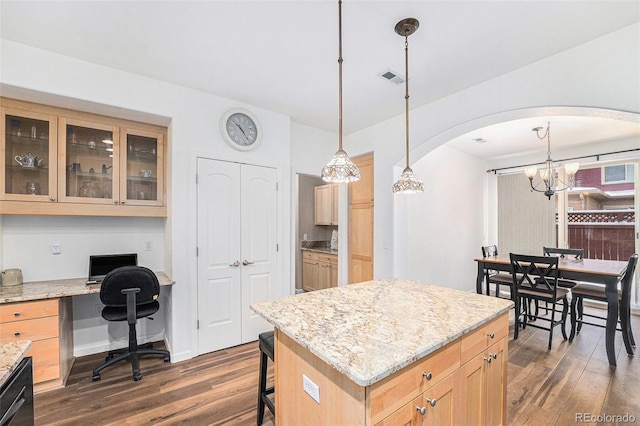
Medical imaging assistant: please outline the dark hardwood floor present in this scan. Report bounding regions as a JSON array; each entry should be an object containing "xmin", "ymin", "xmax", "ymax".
[{"xmin": 34, "ymin": 307, "xmax": 638, "ymax": 425}]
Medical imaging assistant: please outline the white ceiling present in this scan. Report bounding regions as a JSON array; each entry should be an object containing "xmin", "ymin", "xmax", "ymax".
[{"xmin": 1, "ymin": 1, "xmax": 639, "ymax": 158}]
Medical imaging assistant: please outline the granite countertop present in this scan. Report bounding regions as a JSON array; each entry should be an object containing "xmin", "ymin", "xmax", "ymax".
[
  {"xmin": 0, "ymin": 340, "xmax": 31, "ymax": 388},
  {"xmin": 251, "ymin": 278, "xmax": 513, "ymax": 387},
  {"xmin": 0, "ymin": 271, "xmax": 174, "ymax": 304},
  {"xmin": 301, "ymin": 247, "xmax": 338, "ymax": 255}
]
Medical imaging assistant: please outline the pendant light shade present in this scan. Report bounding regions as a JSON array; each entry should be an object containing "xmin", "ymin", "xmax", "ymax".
[
  {"xmin": 392, "ymin": 18, "xmax": 423, "ymax": 194},
  {"xmin": 321, "ymin": 0, "xmax": 360, "ymax": 183}
]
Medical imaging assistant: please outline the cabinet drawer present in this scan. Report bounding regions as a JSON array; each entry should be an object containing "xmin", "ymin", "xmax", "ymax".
[
  {"xmin": 318, "ymin": 254, "xmax": 337, "ymax": 264},
  {"xmin": 460, "ymin": 314, "xmax": 508, "ymax": 364},
  {"xmin": 0, "ymin": 316, "xmax": 59, "ymax": 342},
  {"xmin": 0, "ymin": 299, "xmax": 58, "ymax": 323},
  {"xmin": 368, "ymin": 340, "xmax": 460, "ymax": 424},
  {"xmin": 302, "ymin": 251, "xmax": 319, "ymax": 261},
  {"xmin": 27, "ymin": 338, "xmax": 60, "ymax": 384}
]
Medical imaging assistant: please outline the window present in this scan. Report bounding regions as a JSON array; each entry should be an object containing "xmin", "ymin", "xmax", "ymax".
[{"xmin": 602, "ymin": 164, "xmax": 635, "ymax": 184}]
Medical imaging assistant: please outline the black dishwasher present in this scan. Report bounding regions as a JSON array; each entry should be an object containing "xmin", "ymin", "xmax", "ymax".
[{"xmin": 0, "ymin": 357, "xmax": 34, "ymax": 426}]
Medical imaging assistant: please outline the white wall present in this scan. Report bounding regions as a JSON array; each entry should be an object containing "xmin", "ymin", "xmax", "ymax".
[
  {"xmin": 0, "ymin": 39, "xmax": 297, "ymax": 361},
  {"xmin": 345, "ymin": 23, "xmax": 640, "ymax": 290}
]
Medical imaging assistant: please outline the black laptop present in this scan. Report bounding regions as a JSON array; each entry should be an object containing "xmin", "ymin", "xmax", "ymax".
[{"xmin": 86, "ymin": 253, "xmax": 138, "ymax": 284}]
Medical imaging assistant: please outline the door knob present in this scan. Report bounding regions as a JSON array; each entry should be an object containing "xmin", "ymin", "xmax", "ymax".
[
  {"xmin": 242, "ymin": 260, "xmax": 254, "ymax": 265},
  {"xmin": 229, "ymin": 261, "xmax": 240, "ymax": 267}
]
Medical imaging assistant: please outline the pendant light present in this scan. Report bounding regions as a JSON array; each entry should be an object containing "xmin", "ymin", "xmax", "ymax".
[
  {"xmin": 392, "ymin": 18, "xmax": 424, "ymax": 194},
  {"xmin": 321, "ymin": 0, "xmax": 361, "ymax": 183}
]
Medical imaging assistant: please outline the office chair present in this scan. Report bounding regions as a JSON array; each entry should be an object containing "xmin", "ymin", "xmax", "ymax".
[{"xmin": 91, "ymin": 266, "xmax": 170, "ymax": 382}]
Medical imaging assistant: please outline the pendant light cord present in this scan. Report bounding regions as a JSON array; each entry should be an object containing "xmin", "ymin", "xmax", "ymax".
[
  {"xmin": 338, "ymin": 0, "xmax": 343, "ymax": 152},
  {"xmin": 404, "ymin": 35, "xmax": 410, "ymax": 169}
]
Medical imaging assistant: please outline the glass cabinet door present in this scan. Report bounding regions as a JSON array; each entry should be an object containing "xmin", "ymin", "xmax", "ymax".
[
  {"xmin": 58, "ymin": 117, "xmax": 119, "ymax": 204},
  {"xmin": 1, "ymin": 108, "xmax": 57, "ymax": 201},
  {"xmin": 120, "ymin": 128, "xmax": 164, "ymax": 206}
]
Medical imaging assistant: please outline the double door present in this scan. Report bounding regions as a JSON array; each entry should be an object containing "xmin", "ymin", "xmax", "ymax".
[{"xmin": 196, "ymin": 158, "xmax": 277, "ymax": 354}]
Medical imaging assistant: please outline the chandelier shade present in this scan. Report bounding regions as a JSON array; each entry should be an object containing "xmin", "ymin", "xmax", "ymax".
[
  {"xmin": 526, "ymin": 122, "xmax": 579, "ymax": 200},
  {"xmin": 321, "ymin": 0, "xmax": 360, "ymax": 183},
  {"xmin": 392, "ymin": 17, "xmax": 423, "ymax": 194}
]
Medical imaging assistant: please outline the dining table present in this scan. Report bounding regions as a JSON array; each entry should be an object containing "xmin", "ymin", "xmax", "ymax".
[{"xmin": 475, "ymin": 254, "xmax": 630, "ymax": 366}]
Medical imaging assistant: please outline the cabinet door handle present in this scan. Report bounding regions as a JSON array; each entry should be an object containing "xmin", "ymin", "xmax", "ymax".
[
  {"xmin": 13, "ymin": 312, "xmax": 21, "ymax": 317},
  {"xmin": 484, "ymin": 356, "xmax": 492, "ymax": 364},
  {"xmin": 487, "ymin": 332, "xmax": 495, "ymax": 339},
  {"xmin": 120, "ymin": 200, "xmax": 125, "ymax": 204},
  {"xmin": 427, "ymin": 398, "xmax": 437, "ymax": 407},
  {"xmin": 50, "ymin": 197, "xmax": 56, "ymax": 202},
  {"xmin": 491, "ymin": 353, "xmax": 498, "ymax": 360},
  {"xmin": 422, "ymin": 371, "xmax": 432, "ymax": 381},
  {"xmin": 229, "ymin": 261, "xmax": 240, "ymax": 267},
  {"xmin": 14, "ymin": 331, "xmax": 21, "ymax": 336},
  {"xmin": 416, "ymin": 406, "xmax": 427, "ymax": 416},
  {"xmin": 242, "ymin": 260, "xmax": 254, "ymax": 265},
  {"xmin": 114, "ymin": 201, "xmax": 119, "ymax": 204}
]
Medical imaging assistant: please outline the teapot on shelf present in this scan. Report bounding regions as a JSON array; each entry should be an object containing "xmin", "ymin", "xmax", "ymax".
[{"xmin": 15, "ymin": 153, "xmax": 44, "ymax": 168}]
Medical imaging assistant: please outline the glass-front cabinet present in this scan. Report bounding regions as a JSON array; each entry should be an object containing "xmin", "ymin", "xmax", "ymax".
[
  {"xmin": 58, "ymin": 118, "xmax": 118, "ymax": 204},
  {"xmin": 120, "ymin": 128, "xmax": 164, "ymax": 206},
  {"xmin": 1, "ymin": 108, "xmax": 57, "ymax": 202},
  {"xmin": 1, "ymin": 98, "xmax": 166, "ymax": 216}
]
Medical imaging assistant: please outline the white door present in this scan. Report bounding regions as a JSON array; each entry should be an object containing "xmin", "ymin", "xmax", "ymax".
[{"xmin": 197, "ymin": 158, "xmax": 277, "ymax": 354}]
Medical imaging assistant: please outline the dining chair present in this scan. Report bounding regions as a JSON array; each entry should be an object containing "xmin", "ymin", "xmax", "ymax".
[
  {"xmin": 510, "ymin": 253, "xmax": 569, "ymax": 350},
  {"xmin": 570, "ymin": 253, "xmax": 638, "ymax": 355},
  {"xmin": 539, "ymin": 247, "xmax": 585, "ymax": 315},
  {"xmin": 481, "ymin": 245, "xmax": 514, "ymax": 300}
]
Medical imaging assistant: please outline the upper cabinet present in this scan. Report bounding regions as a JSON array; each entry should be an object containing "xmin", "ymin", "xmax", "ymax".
[
  {"xmin": 314, "ymin": 183, "xmax": 338, "ymax": 225},
  {"xmin": 1, "ymin": 98, "xmax": 167, "ymax": 217}
]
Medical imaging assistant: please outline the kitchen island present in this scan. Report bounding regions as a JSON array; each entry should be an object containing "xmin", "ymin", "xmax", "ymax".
[{"xmin": 251, "ymin": 278, "xmax": 513, "ymax": 425}]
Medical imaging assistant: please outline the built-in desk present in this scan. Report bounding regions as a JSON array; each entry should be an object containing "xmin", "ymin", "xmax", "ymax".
[{"xmin": 0, "ymin": 272, "xmax": 173, "ymax": 392}]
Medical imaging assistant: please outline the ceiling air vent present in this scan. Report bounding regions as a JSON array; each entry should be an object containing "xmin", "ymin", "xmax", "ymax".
[{"xmin": 378, "ymin": 69, "xmax": 404, "ymax": 85}]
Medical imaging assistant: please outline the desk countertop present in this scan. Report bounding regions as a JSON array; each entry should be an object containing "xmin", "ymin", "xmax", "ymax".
[
  {"xmin": 0, "ymin": 271, "xmax": 174, "ymax": 304},
  {"xmin": 251, "ymin": 278, "xmax": 513, "ymax": 386},
  {"xmin": 0, "ymin": 340, "xmax": 31, "ymax": 388}
]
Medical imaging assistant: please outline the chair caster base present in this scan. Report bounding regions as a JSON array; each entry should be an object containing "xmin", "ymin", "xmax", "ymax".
[{"xmin": 133, "ymin": 372, "xmax": 142, "ymax": 381}]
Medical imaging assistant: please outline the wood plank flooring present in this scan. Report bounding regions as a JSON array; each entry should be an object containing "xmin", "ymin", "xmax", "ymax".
[{"xmin": 34, "ymin": 307, "xmax": 638, "ymax": 425}]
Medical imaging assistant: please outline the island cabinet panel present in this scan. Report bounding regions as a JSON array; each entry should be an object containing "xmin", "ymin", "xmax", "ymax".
[
  {"xmin": 275, "ymin": 330, "xmax": 366, "ymax": 425},
  {"xmin": 273, "ymin": 312, "xmax": 509, "ymax": 426},
  {"xmin": 368, "ymin": 341, "xmax": 460, "ymax": 424}
]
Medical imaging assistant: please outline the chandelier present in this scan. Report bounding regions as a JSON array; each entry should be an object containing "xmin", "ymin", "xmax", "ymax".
[
  {"xmin": 524, "ymin": 122, "xmax": 579, "ymax": 200},
  {"xmin": 392, "ymin": 18, "xmax": 423, "ymax": 194},
  {"xmin": 321, "ymin": 0, "xmax": 361, "ymax": 183}
]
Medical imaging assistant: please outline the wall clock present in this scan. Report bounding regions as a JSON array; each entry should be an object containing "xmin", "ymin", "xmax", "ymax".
[{"xmin": 220, "ymin": 108, "xmax": 262, "ymax": 151}]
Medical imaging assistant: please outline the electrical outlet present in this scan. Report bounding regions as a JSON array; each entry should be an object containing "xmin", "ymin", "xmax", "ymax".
[
  {"xmin": 52, "ymin": 243, "xmax": 61, "ymax": 254},
  {"xmin": 144, "ymin": 241, "xmax": 153, "ymax": 251},
  {"xmin": 303, "ymin": 374, "xmax": 320, "ymax": 404}
]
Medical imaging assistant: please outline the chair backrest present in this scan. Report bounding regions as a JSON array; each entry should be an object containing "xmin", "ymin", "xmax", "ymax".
[
  {"xmin": 99, "ymin": 265, "xmax": 160, "ymax": 307},
  {"xmin": 543, "ymin": 247, "xmax": 583, "ymax": 260},
  {"xmin": 482, "ymin": 245, "xmax": 498, "ymax": 257},
  {"xmin": 510, "ymin": 253, "xmax": 559, "ymax": 295},
  {"xmin": 621, "ymin": 253, "xmax": 639, "ymax": 301}
]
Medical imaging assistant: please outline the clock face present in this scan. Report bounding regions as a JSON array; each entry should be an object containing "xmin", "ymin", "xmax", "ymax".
[{"xmin": 221, "ymin": 109, "xmax": 262, "ymax": 151}]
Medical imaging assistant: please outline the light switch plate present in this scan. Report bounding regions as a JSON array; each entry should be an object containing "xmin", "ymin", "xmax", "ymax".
[{"xmin": 303, "ymin": 374, "xmax": 320, "ymax": 404}]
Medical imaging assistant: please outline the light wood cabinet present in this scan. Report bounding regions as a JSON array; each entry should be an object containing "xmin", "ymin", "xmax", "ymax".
[
  {"xmin": 302, "ymin": 251, "xmax": 320, "ymax": 292},
  {"xmin": 314, "ymin": 183, "xmax": 338, "ymax": 225},
  {"xmin": 460, "ymin": 315, "xmax": 508, "ymax": 426},
  {"xmin": 0, "ymin": 298, "xmax": 74, "ymax": 393},
  {"xmin": 1, "ymin": 97, "xmax": 166, "ymax": 216},
  {"xmin": 274, "ymin": 312, "xmax": 508, "ymax": 426},
  {"xmin": 349, "ymin": 152, "xmax": 373, "ymax": 283},
  {"xmin": 303, "ymin": 251, "xmax": 337, "ymax": 292},
  {"xmin": 318, "ymin": 253, "xmax": 338, "ymax": 289}
]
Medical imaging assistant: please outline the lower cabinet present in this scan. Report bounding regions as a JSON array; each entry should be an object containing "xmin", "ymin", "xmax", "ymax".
[
  {"xmin": 275, "ymin": 312, "xmax": 509, "ymax": 426},
  {"xmin": 302, "ymin": 251, "xmax": 338, "ymax": 292},
  {"xmin": 302, "ymin": 251, "xmax": 320, "ymax": 292},
  {"xmin": 0, "ymin": 357, "xmax": 34, "ymax": 425},
  {"xmin": 0, "ymin": 298, "xmax": 74, "ymax": 392}
]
